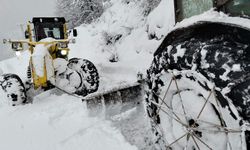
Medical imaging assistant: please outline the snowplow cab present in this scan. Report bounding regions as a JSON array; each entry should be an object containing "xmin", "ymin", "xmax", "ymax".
[
  {"xmin": 27, "ymin": 17, "xmax": 72, "ymax": 60},
  {"xmin": 32, "ymin": 17, "xmax": 67, "ymax": 41}
]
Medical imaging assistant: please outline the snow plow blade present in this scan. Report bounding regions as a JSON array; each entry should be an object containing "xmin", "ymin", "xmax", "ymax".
[{"xmin": 83, "ymin": 82, "xmax": 144, "ymax": 116}]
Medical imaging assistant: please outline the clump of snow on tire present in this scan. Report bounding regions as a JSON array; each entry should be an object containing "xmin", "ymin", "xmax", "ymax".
[{"xmin": 0, "ymin": 74, "xmax": 27, "ymax": 106}]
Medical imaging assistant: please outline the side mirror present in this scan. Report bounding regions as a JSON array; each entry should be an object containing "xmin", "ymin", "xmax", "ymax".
[
  {"xmin": 25, "ymin": 30, "xmax": 29, "ymax": 39},
  {"xmin": 73, "ymin": 29, "xmax": 77, "ymax": 37},
  {"xmin": 11, "ymin": 42, "xmax": 23, "ymax": 51},
  {"xmin": 3, "ymin": 39, "xmax": 7, "ymax": 44}
]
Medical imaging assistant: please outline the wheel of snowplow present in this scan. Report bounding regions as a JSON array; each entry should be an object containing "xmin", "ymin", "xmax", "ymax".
[
  {"xmin": 0, "ymin": 74, "xmax": 27, "ymax": 106},
  {"xmin": 67, "ymin": 58, "xmax": 99, "ymax": 96},
  {"xmin": 146, "ymin": 22, "xmax": 250, "ymax": 149}
]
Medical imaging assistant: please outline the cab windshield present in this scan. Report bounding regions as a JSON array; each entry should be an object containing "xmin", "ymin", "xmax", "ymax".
[
  {"xmin": 34, "ymin": 23, "xmax": 64, "ymax": 41},
  {"xmin": 226, "ymin": 0, "xmax": 250, "ymax": 16},
  {"xmin": 43, "ymin": 28, "xmax": 61, "ymax": 39}
]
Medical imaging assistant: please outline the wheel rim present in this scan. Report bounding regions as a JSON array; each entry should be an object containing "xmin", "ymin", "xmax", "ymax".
[{"xmin": 148, "ymin": 70, "xmax": 246, "ymax": 150}]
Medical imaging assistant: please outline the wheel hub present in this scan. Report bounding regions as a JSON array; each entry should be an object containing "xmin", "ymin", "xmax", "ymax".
[{"xmin": 188, "ymin": 119, "xmax": 202, "ymax": 138}]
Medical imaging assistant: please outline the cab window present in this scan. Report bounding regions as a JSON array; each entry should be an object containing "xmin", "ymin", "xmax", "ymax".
[
  {"xmin": 34, "ymin": 23, "xmax": 64, "ymax": 41},
  {"xmin": 175, "ymin": 0, "xmax": 214, "ymax": 22},
  {"xmin": 225, "ymin": 0, "xmax": 250, "ymax": 16},
  {"xmin": 43, "ymin": 28, "xmax": 61, "ymax": 39}
]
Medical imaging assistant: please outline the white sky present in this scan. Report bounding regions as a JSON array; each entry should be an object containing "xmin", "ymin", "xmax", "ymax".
[{"xmin": 0, "ymin": 0, "xmax": 56, "ymax": 60}]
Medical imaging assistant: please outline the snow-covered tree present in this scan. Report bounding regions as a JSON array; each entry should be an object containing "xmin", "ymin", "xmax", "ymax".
[{"xmin": 56, "ymin": 0, "xmax": 104, "ymax": 28}]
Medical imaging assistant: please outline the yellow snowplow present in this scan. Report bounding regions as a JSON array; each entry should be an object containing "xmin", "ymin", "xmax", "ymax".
[{"xmin": 1, "ymin": 17, "xmax": 99, "ymax": 105}]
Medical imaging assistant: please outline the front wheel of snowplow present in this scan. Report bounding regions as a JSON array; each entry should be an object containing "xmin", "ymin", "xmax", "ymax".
[
  {"xmin": 67, "ymin": 58, "xmax": 99, "ymax": 96},
  {"xmin": 0, "ymin": 74, "xmax": 27, "ymax": 106},
  {"xmin": 146, "ymin": 70, "xmax": 247, "ymax": 150}
]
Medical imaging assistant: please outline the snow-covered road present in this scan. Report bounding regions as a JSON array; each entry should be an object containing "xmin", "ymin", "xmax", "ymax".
[{"xmin": 0, "ymin": 89, "xmax": 138, "ymax": 150}]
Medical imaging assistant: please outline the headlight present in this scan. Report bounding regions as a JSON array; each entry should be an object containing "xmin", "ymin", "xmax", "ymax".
[
  {"xmin": 60, "ymin": 50, "xmax": 68, "ymax": 56},
  {"xmin": 11, "ymin": 42, "xmax": 23, "ymax": 51},
  {"xmin": 58, "ymin": 42, "xmax": 68, "ymax": 48},
  {"xmin": 15, "ymin": 51, "xmax": 21, "ymax": 56},
  {"xmin": 3, "ymin": 39, "xmax": 7, "ymax": 44}
]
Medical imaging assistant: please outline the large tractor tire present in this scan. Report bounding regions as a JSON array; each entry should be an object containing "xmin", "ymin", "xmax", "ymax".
[
  {"xmin": 67, "ymin": 58, "xmax": 99, "ymax": 96},
  {"xmin": 0, "ymin": 74, "xmax": 27, "ymax": 106},
  {"xmin": 54, "ymin": 58, "xmax": 99, "ymax": 97},
  {"xmin": 146, "ymin": 22, "xmax": 250, "ymax": 149}
]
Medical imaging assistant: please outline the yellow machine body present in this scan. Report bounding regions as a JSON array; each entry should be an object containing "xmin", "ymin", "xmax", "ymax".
[{"xmin": 4, "ymin": 17, "xmax": 75, "ymax": 89}]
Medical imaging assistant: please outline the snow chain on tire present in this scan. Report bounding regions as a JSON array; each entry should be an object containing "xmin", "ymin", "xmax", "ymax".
[{"xmin": 146, "ymin": 22, "xmax": 250, "ymax": 150}]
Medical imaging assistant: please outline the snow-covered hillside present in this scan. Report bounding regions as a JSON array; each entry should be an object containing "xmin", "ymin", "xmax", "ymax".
[{"xmin": 0, "ymin": 0, "xmax": 175, "ymax": 149}]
